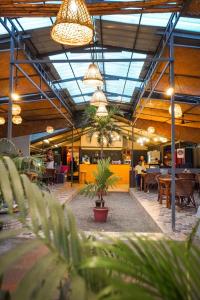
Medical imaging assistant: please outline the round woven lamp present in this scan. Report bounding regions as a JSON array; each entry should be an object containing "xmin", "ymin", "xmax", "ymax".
[
  {"xmin": 12, "ymin": 115, "xmax": 22, "ymax": 125},
  {"xmin": 90, "ymin": 89, "xmax": 108, "ymax": 107},
  {"xmin": 51, "ymin": 0, "xmax": 93, "ymax": 46},
  {"xmin": 96, "ymin": 104, "xmax": 108, "ymax": 117},
  {"xmin": 12, "ymin": 104, "xmax": 21, "ymax": 116},
  {"xmin": 83, "ymin": 63, "xmax": 103, "ymax": 88},
  {"xmin": 169, "ymin": 104, "xmax": 182, "ymax": 118},
  {"xmin": 0, "ymin": 117, "xmax": 5, "ymax": 125}
]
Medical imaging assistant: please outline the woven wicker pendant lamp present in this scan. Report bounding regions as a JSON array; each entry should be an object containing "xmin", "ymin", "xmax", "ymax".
[
  {"xmin": 96, "ymin": 104, "xmax": 108, "ymax": 117},
  {"xmin": 83, "ymin": 63, "xmax": 103, "ymax": 88},
  {"xmin": 90, "ymin": 89, "xmax": 108, "ymax": 107},
  {"xmin": 51, "ymin": 0, "xmax": 93, "ymax": 46}
]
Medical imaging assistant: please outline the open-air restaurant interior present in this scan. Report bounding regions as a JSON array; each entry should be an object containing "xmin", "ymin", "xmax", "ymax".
[{"xmin": 0, "ymin": 0, "xmax": 200, "ymax": 299}]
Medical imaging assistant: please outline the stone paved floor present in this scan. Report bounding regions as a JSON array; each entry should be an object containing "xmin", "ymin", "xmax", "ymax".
[
  {"xmin": 69, "ymin": 192, "xmax": 161, "ymax": 233},
  {"xmin": 130, "ymin": 188, "xmax": 199, "ymax": 240}
]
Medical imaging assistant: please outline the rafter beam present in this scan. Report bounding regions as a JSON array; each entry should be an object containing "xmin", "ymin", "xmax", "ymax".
[{"xmin": 0, "ymin": 1, "xmax": 183, "ymax": 17}]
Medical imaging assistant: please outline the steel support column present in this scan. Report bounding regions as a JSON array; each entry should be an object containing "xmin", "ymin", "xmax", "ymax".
[
  {"xmin": 8, "ymin": 26, "xmax": 15, "ymax": 139},
  {"xmin": 130, "ymin": 121, "xmax": 135, "ymax": 188},
  {"xmin": 71, "ymin": 127, "xmax": 74, "ymax": 187},
  {"xmin": 169, "ymin": 33, "xmax": 176, "ymax": 231}
]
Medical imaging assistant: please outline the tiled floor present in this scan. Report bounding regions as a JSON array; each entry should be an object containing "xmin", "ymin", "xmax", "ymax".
[{"xmin": 130, "ymin": 188, "xmax": 199, "ymax": 240}]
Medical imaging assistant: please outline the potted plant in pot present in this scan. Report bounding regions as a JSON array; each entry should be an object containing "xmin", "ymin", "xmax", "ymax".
[{"xmin": 80, "ymin": 158, "xmax": 119, "ymax": 222}]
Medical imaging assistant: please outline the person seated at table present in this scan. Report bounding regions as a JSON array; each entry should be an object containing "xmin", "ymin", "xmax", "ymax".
[
  {"xmin": 45, "ymin": 149, "xmax": 54, "ymax": 169},
  {"xmin": 135, "ymin": 161, "xmax": 146, "ymax": 190}
]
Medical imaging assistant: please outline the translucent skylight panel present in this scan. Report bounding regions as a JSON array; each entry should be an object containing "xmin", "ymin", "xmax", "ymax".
[
  {"xmin": 73, "ymin": 97, "xmax": 85, "ymax": 104},
  {"xmin": 105, "ymin": 62, "xmax": 130, "ymax": 77},
  {"xmin": 176, "ymin": 17, "xmax": 200, "ymax": 33},
  {"xmin": 141, "ymin": 13, "xmax": 171, "ymax": 27},
  {"xmin": 102, "ymin": 13, "xmax": 171, "ymax": 27},
  {"xmin": 16, "ymin": 17, "xmax": 55, "ymax": 31},
  {"xmin": 106, "ymin": 80, "xmax": 125, "ymax": 95},
  {"xmin": 0, "ymin": 21, "xmax": 10, "ymax": 35}
]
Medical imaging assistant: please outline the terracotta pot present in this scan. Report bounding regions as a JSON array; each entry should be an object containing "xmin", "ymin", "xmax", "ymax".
[{"xmin": 93, "ymin": 207, "xmax": 109, "ymax": 222}]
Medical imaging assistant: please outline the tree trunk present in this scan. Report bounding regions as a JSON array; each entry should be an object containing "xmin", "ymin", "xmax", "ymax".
[{"xmin": 100, "ymin": 141, "xmax": 103, "ymax": 159}]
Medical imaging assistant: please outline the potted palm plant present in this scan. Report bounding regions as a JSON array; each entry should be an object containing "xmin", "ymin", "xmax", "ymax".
[{"xmin": 80, "ymin": 158, "xmax": 119, "ymax": 222}]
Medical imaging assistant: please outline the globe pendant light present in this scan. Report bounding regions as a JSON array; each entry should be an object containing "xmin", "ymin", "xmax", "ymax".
[
  {"xmin": 0, "ymin": 117, "xmax": 5, "ymax": 125},
  {"xmin": 90, "ymin": 89, "xmax": 108, "ymax": 107},
  {"xmin": 96, "ymin": 104, "xmax": 108, "ymax": 117},
  {"xmin": 147, "ymin": 126, "xmax": 155, "ymax": 134},
  {"xmin": 51, "ymin": 0, "xmax": 93, "ymax": 46},
  {"xmin": 12, "ymin": 104, "xmax": 21, "ymax": 116},
  {"xmin": 46, "ymin": 126, "xmax": 54, "ymax": 134},
  {"xmin": 12, "ymin": 115, "xmax": 22, "ymax": 125},
  {"xmin": 169, "ymin": 104, "xmax": 182, "ymax": 118},
  {"xmin": 83, "ymin": 63, "xmax": 103, "ymax": 88}
]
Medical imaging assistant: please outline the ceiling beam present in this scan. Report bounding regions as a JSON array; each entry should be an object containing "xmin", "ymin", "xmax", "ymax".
[
  {"xmin": 0, "ymin": 1, "xmax": 183, "ymax": 17},
  {"xmin": 53, "ymin": 74, "xmax": 144, "ymax": 84}
]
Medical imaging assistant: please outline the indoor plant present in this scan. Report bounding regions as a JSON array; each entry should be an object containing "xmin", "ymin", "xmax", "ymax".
[
  {"xmin": 83, "ymin": 105, "xmax": 122, "ymax": 158},
  {"xmin": 80, "ymin": 158, "xmax": 119, "ymax": 222}
]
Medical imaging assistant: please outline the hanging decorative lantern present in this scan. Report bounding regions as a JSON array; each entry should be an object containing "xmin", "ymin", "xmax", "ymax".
[
  {"xmin": 166, "ymin": 87, "xmax": 174, "ymax": 96},
  {"xmin": 46, "ymin": 126, "xmax": 54, "ymax": 134},
  {"xmin": 12, "ymin": 115, "xmax": 22, "ymax": 125},
  {"xmin": 11, "ymin": 93, "xmax": 20, "ymax": 101},
  {"xmin": 96, "ymin": 104, "xmax": 108, "ymax": 117},
  {"xmin": 83, "ymin": 64, "xmax": 103, "ymax": 88},
  {"xmin": 90, "ymin": 89, "xmax": 108, "ymax": 107},
  {"xmin": 51, "ymin": 0, "xmax": 93, "ymax": 46},
  {"xmin": 169, "ymin": 104, "xmax": 182, "ymax": 118},
  {"xmin": 0, "ymin": 117, "xmax": 5, "ymax": 125},
  {"xmin": 147, "ymin": 126, "xmax": 155, "ymax": 134},
  {"xmin": 160, "ymin": 137, "xmax": 168, "ymax": 143},
  {"xmin": 12, "ymin": 104, "xmax": 21, "ymax": 116}
]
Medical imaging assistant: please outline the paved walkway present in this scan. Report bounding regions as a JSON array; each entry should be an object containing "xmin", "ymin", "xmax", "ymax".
[
  {"xmin": 130, "ymin": 188, "xmax": 199, "ymax": 240},
  {"xmin": 69, "ymin": 192, "xmax": 161, "ymax": 233}
]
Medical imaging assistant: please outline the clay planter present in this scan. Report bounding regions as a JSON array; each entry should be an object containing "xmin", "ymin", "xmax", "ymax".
[{"xmin": 93, "ymin": 207, "xmax": 109, "ymax": 222}]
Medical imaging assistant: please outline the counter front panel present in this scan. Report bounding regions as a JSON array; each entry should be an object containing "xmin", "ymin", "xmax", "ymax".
[{"xmin": 79, "ymin": 164, "xmax": 130, "ymax": 184}]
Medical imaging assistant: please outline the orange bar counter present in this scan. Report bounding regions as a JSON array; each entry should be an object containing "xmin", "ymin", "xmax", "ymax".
[{"xmin": 79, "ymin": 164, "xmax": 130, "ymax": 184}]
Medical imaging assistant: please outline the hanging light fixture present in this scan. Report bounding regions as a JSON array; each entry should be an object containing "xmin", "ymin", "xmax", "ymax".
[
  {"xmin": 0, "ymin": 117, "xmax": 5, "ymax": 125},
  {"xmin": 12, "ymin": 104, "xmax": 21, "ymax": 116},
  {"xmin": 147, "ymin": 126, "xmax": 155, "ymax": 134},
  {"xmin": 96, "ymin": 104, "xmax": 108, "ymax": 117},
  {"xmin": 51, "ymin": 0, "xmax": 93, "ymax": 46},
  {"xmin": 12, "ymin": 115, "xmax": 22, "ymax": 125},
  {"xmin": 169, "ymin": 103, "xmax": 182, "ymax": 118},
  {"xmin": 83, "ymin": 63, "xmax": 103, "ymax": 88},
  {"xmin": 166, "ymin": 87, "xmax": 174, "ymax": 96},
  {"xmin": 90, "ymin": 89, "xmax": 108, "ymax": 107},
  {"xmin": 46, "ymin": 126, "xmax": 54, "ymax": 134},
  {"xmin": 160, "ymin": 137, "xmax": 168, "ymax": 143},
  {"xmin": 11, "ymin": 93, "xmax": 20, "ymax": 101}
]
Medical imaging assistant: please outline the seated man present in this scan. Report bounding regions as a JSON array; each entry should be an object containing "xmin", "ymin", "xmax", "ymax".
[{"xmin": 135, "ymin": 161, "xmax": 146, "ymax": 190}]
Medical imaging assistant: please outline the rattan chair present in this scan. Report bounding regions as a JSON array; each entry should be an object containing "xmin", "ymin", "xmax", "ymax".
[
  {"xmin": 176, "ymin": 173, "xmax": 196, "ymax": 180},
  {"xmin": 175, "ymin": 179, "xmax": 196, "ymax": 207},
  {"xmin": 144, "ymin": 173, "xmax": 159, "ymax": 192}
]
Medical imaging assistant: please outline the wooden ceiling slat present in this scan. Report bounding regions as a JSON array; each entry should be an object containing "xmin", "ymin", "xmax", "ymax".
[{"xmin": 0, "ymin": 0, "xmax": 183, "ymax": 17}]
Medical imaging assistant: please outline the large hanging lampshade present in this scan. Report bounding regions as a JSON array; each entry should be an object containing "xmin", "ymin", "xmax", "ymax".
[
  {"xmin": 51, "ymin": 0, "xmax": 93, "ymax": 46},
  {"xmin": 0, "ymin": 117, "xmax": 5, "ymax": 125},
  {"xmin": 12, "ymin": 115, "xmax": 22, "ymax": 125},
  {"xmin": 90, "ymin": 89, "xmax": 108, "ymax": 107},
  {"xmin": 169, "ymin": 103, "xmax": 182, "ymax": 118},
  {"xmin": 12, "ymin": 104, "xmax": 21, "ymax": 116},
  {"xmin": 96, "ymin": 104, "xmax": 108, "ymax": 117},
  {"xmin": 83, "ymin": 63, "xmax": 103, "ymax": 88},
  {"xmin": 147, "ymin": 126, "xmax": 155, "ymax": 134}
]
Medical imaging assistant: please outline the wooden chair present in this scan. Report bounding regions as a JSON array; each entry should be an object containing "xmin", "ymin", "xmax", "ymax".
[
  {"xmin": 143, "ymin": 173, "xmax": 159, "ymax": 192},
  {"xmin": 156, "ymin": 174, "xmax": 171, "ymax": 207},
  {"xmin": 176, "ymin": 173, "xmax": 196, "ymax": 180},
  {"xmin": 175, "ymin": 179, "xmax": 196, "ymax": 208}
]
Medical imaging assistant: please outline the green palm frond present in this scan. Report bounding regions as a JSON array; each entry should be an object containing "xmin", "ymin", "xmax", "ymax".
[{"xmin": 80, "ymin": 159, "xmax": 119, "ymax": 200}]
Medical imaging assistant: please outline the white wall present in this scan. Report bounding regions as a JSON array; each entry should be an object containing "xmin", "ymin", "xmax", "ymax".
[{"xmin": 12, "ymin": 135, "xmax": 30, "ymax": 156}]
